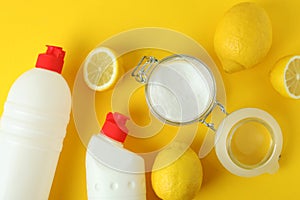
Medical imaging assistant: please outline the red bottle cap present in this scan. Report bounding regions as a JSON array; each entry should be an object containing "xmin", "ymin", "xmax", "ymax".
[
  {"xmin": 36, "ymin": 45, "xmax": 65, "ymax": 74},
  {"xmin": 101, "ymin": 112, "xmax": 129, "ymax": 143}
]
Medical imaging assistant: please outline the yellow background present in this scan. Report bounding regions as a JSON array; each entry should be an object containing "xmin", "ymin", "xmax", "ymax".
[{"xmin": 1, "ymin": 0, "xmax": 300, "ymax": 199}]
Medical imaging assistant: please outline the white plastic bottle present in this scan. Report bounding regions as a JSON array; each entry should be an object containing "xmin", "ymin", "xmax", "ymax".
[
  {"xmin": 86, "ymin": 112, "xmax": 146, "ymax": 200},
  {"xmin": 0, "ymin": 46, "xmax": 71, "ymax": 200}
]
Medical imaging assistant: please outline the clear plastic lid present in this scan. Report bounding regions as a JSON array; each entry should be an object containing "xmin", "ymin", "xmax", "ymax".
[{"xmin": 215, "ymin": 108, "xmax": 282, "ymax": 177}]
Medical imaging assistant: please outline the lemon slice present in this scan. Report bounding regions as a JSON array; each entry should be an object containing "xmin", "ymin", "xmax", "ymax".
[
  {"xmin": 83, "ymin": 47, "xmax": 120, "ymax": 91},
  {"xmin": 270, "ymin": 55, "xmax": 300, "ymax": 99}
]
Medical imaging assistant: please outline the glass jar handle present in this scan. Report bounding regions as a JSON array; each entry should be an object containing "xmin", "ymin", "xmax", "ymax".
[
  {"xmin": 131, "ymin": 56, "xmax": 158, "ymax": 83},
  {"xmin": 199, "ymin": 101, "xmax": 228, "ymax": 131},
  {"xmin": 198, "ymin": 101, "xmax": 228, "ymax": 158}
]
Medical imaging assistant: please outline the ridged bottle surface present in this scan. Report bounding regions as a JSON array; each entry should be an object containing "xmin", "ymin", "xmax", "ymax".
[{"xmin": 0, "ymin": 46, "xmax": 71, "ymax": 200}]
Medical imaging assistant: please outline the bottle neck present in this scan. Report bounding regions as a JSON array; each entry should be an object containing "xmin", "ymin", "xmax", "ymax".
[{"xmin": 97, "ymin": 133, "xmax": 124, "ymax": 148}]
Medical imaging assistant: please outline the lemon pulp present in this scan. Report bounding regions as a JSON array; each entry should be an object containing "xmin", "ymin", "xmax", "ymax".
[
  {"xmin": 270, "ymin": 55, "xmax": 300, "ymax": 99},
  {"xmin": 285, "ymin": 58, "xmax": 300, "ymax": 97},
  {"xmin": 83, "ymin": 47, "xmax": 120, "ymax": 91}
]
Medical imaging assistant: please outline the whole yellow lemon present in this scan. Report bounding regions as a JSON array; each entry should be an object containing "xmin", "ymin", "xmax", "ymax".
[
  {"xmin": 151, "ymin": 142, "xmax": 203, "ymax": 200},
  {"xmin": 214, "ymin": 2, "xmax": 272, "ymax": 73}
]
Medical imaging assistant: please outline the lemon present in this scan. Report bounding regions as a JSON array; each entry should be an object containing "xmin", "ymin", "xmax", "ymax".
[
  {"xmin": 214, "ymin": 2, "xmax": 272, "ymax": 73},
  {"xmin": 270, "ymin": 55, "xmax": 300, "ymax": 99},
  {"xmin": 83, "ymin": 47, "xmax": 122, "ymax": 91},
  {"xmin": 151, "ymin": 142, "xmax": 203, "ymax": 200}
]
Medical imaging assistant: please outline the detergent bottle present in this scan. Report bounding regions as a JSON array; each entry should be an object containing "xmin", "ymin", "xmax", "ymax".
[
  {"xmin": 0, "ymin": 45, "xmax": 71, "ymax": 200},
  {"xmin": 86, "ymin": 112, "xmax": 146, "ymax": 200}
]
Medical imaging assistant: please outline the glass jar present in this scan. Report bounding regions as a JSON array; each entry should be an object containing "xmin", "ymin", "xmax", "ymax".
[{"xmin": 132, "ymin": 54, "xmax": 282, "ymax": 177}]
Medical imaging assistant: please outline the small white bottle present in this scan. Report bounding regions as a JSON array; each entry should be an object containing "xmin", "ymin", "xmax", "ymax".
[
  {"xmin": 0, "ymin": 46, "xmax": 71, "ymax": 200},
  {"xmin": 86, "ymin": 112, "xmax": 146, "ymax": 200}
]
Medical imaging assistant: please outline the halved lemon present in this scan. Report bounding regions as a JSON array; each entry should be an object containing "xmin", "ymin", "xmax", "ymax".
[
  {"xmin": 270, "ymin": 55, "xmax": 300, "ymax": 99},
  {"xmin": 83, "ymin": 47, "xmax": 121, "ymax": 91}
]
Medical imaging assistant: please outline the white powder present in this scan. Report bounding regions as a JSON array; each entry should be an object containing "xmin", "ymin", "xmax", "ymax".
[{"xmin": 146, "ymin": 58, "xmax": 214, "ymax": 124}]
